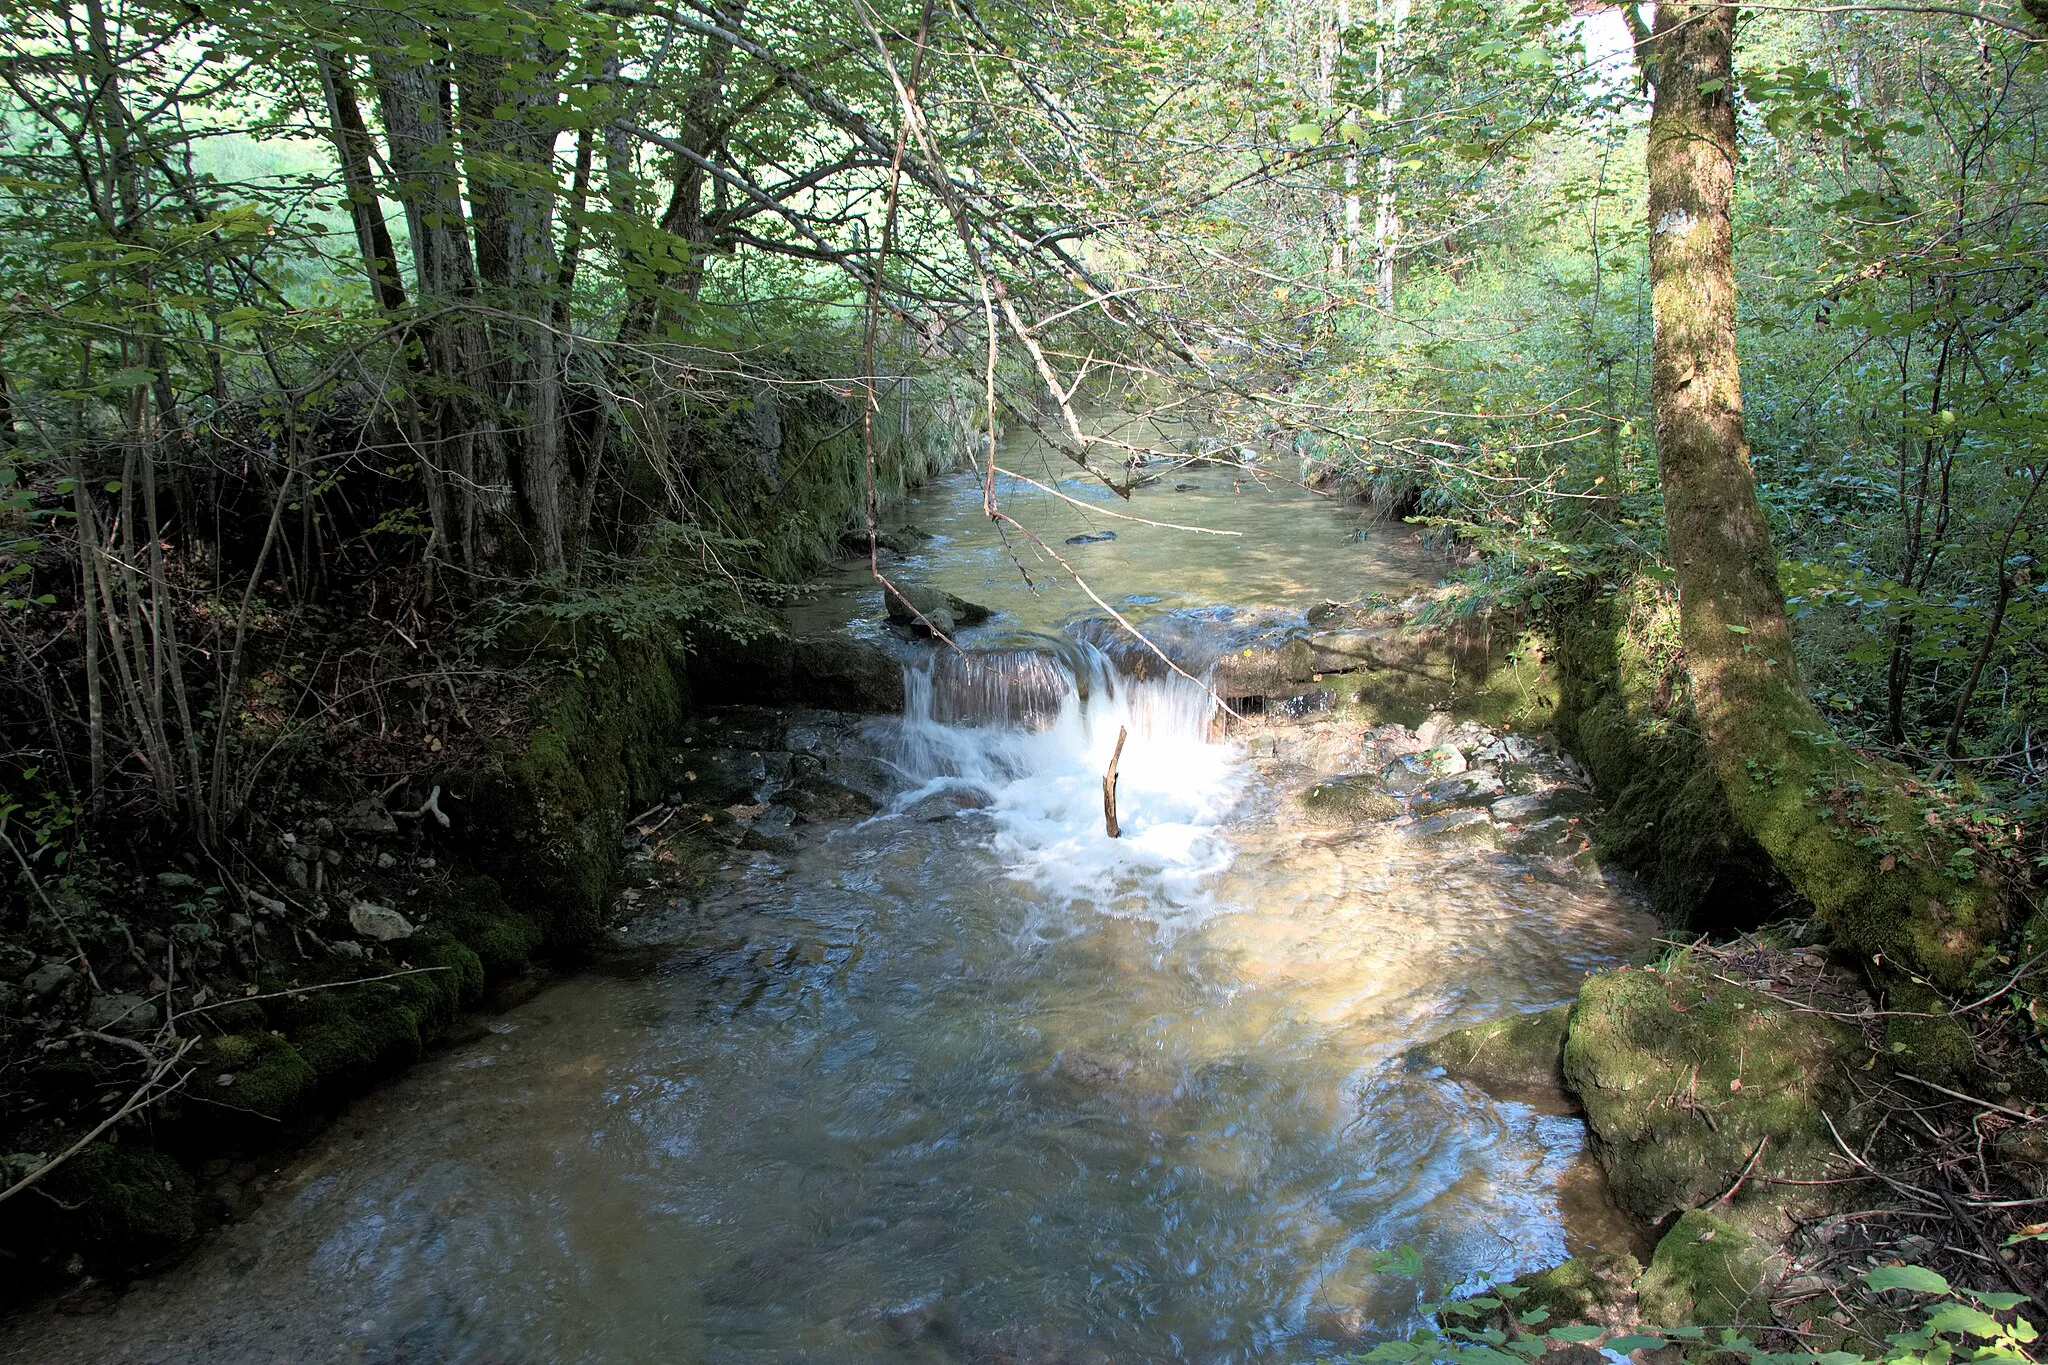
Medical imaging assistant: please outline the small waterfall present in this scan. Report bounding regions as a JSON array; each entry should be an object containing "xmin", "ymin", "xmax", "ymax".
[{"xmin": 890, "ymin": 641, "xmax": 1242, "ymax": 923}]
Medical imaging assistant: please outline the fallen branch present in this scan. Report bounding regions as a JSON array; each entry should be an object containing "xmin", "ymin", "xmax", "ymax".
[
  {"xmin": 1103, "ymin": 725, "xmax": 1127, "ymax": 838},
  {"xmin": 0, "ymin": 1036, "xmax": 196, "ymax": 1208}
]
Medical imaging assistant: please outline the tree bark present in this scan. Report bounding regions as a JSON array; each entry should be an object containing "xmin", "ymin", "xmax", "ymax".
[{"xmin": 1644, "ymin": 0, "xmax": 2002, "ymax": 987}]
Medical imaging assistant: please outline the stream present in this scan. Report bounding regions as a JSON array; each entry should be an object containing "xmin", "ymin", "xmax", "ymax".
[{"xmin": 3, "ymin": 421, "xmax": 1657, "ymax": 1365}]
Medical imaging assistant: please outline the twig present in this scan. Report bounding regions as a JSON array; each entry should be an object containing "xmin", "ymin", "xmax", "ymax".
[
  {"xmin": 1102, "ymin": 724, "xmax": 1127, "ymax": 838},
  {"xmin": 1898, "ymin": 1072, "xmax": 2040, "ymax": 1124},
  {"xmin": 1710, "ymin": 1136, "xmax": 1770, "ymax": 1209}
]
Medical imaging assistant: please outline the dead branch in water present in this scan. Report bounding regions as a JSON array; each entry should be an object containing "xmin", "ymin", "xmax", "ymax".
[{"xmin": 1103, "ymin": 725, "xmax": 1127, "ymax": 838}]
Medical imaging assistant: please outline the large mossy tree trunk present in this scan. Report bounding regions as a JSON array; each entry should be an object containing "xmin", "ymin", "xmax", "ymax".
[{"xmin": 1643, "ymin": 0, "xmax": 2003, "ymax": 987}]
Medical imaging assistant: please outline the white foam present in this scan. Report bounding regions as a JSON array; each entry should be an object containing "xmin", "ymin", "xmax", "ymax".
[{"xmin": 889, "ymin": 644, "xmax": 1243, "ymax": 930}]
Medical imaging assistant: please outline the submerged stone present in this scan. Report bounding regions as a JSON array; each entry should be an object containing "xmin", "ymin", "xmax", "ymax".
[
  {"xmin": 1401, "ymin": 807, "xmax": 1496, "ymax": 849},
  {"xmin": 1410, "ymin": 767, "xmax": 1504, "ymax": 817}
]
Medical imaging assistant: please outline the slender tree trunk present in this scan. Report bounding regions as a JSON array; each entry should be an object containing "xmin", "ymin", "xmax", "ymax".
[
  {"xmin": 317, "ymin": 53, "xmax": 408, "ymax": 314},
  {"xmin": 1644, "ymin": 0, "xmax": 2003, "ymax": 986}
]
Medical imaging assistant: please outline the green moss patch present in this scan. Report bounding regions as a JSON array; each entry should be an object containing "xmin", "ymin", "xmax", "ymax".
[
  {"xmin": 1551, "ymin": 580, "xmax": 1783, "ymax": 929},
  {"xmin": 1562, "ymin": 961, "xmax": 1865, "ymax": 1223},
  {"xmin": 1417, "ymin": 1003, "xmax": 1572, "ymax": 1096},
  {"xmin": 1637, "ymin": 1209, "xmax": 1770, "ymax": 1328},
  {"xmin": 1299, "ymin": 775, "xmax": 1401, "ymax": 824},
  {"xmin": 39, "ymin": 1143, "xmax": 199, "ymax": 1268}
]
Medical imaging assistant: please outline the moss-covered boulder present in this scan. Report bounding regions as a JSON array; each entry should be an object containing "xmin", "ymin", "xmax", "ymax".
[
  {"xmin": 1417, "ymin": 1003, "xmax": 1572, "ymax": 1096},
  {"xmin": 1563, "ymin": 962, "xmax": 1865, "ymax": 1224},
  {"xmin": 1636, "ymin": 1209, "xmax": 1770, "ymax": 1328},
  {"xmin": 1298, "ymin": 775, "xmax": 1400, "ymax": 824},
  {"xmin": 37, "ymin": 1143, "xmax": 199, "ymax": 1268}
]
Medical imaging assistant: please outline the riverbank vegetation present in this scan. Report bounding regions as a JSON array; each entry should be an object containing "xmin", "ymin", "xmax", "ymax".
[{"xmin": 2, "ymin": 0, "xmax": 2046, "ymax": 1344}]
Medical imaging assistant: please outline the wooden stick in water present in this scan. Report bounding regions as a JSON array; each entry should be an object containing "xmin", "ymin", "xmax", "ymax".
[{"xmin": 1103, "ymin": 725, "xmax": 1127, "ymax": 838}]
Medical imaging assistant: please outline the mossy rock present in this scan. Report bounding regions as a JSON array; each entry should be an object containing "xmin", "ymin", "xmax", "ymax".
[
  {"xmin": 457, "ymin": 633, "xmax": 696, "ymax": 948},
  {"xmin": 1637, "ymin": 1209, "xmax": 1770, "ymax": 1328},
  {"xmin": 1417, "ymin": 1003, "xmax": 1572, "ymax": 1096},
  {"xmin": 1298, "ymin": 775, "xmax": 1400, "ymax": 824},
  {"xmin": 422, "ymin": 874, "xmax": 543, "ymax": 978},
  {"xmin": 1562, "ymin": 962, "xmax": 1865, "ymax": 1223},
  {"xmin": 38, "ymin": 1143, "xmax": 199, "ymax": 1268},
  {"xmin": 209, "ymin": 1030, "xmax": 318, "ymax": 1119}
]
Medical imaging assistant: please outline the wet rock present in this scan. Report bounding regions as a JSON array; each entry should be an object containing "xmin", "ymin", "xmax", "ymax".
[
  {"xmin": 1501, "ymin": 813, "xmax": 1587, "ymax": 857},
  {"xmin": 900, "ymin": 788, "xmax": 993, "ymax": 822},
  {"xmin": 1416, "ymin": 1003, "xmax": 1571, "ymax": 1095},
  {"xmin": 884, "ymin": 583, "xmax": 992, "ymax": 636},
  {"xmin": 1401, "ymin": 807, "xmax": 1496, "ymax": 849},
  {"xmin": 155, "ymin": 871, "xmax": 199, "ymax": 891},
  {"xmin": 284, "ymin": 857, "xmax": 309, "ymax": 889},
  {"xmin": 672, "ymin": 749, "xmax": 770, "ymax": 807},
  {"xmin": 881, "ymin": 1296, "xmax": 945, "ymax": 1344},
  {"xmin": 330, "ymin": 940, "xmax": 367, "ymax": 961},
  {"xmin": 1063, "ymin": 530, "xmax": 1116, "ymax": 545},
  {"xmin": 1409, "ymin": 768, "xmax": 1503, "ymax": 817},
  {"xmin": 84, "ymin": 992, "xmax": 157, "ymax": 1039},
  {"xmin": 790, "ymin": 637, "xmax": 903, "ymax": 713},
  {"xmin": 1490, "ymin": 790, "xmax": 1597, "ymax": 825},
  {"xmin": 348, "ymin": 900, "xmax": 415, "ymax": 942},
  {"xmin": 341, "ymin": 796, "xmax": 398, "ymax": 835},
  {"xmin": 1379, "ymin": 753, "xmax": 1435, "ymax": 795},
  {"xmin": 1426, "ymin": 744, "xmax": 1469, "ymax": 775},
  {"xmin": 772, "ymin": 777, "xmax": 879, "ymax": 823},
  {"xmin": 1297, "ymin": 774, "xmax": 1400, "ymax": 824}
]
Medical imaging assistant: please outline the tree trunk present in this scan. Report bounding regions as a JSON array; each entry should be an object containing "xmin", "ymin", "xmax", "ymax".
[{"xmin": 1644, "ymin": 0, "xmax": 2003, "ymax": 987}]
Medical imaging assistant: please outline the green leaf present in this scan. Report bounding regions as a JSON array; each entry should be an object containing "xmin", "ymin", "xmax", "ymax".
[
  {"xmin": 1287, "ymin": 123, "xmax": 1321, "ymax": 143},
  {"xmin": 1726, "ymin": 623, "xmax": 1751, "ymax": 634},
  {"xmin": 1547, "ymin": 1326, "xmax": 1605, "ymax": 1343},
  {"xmin": 1605, "ymin": 1336, "xmax": 1670, "ymax": 1353},
  {"xmin": 1866, "ymin": 1266, "xmax": 1950, "ymax": 1295},
  {"xmin": 1926, "ymin": 1303, "xmax": 2003, "ymax": 1338}
]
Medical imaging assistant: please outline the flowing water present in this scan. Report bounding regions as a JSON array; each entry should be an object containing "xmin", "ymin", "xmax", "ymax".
[{"xmin": 3, "ymin": 426, "xmax": 1657, "ymax": 1365}]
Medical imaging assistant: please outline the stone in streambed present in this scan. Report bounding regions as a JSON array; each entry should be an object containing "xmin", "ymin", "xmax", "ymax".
[
  {"xmin": 1400, "ymin": 807, "xmax": 1496, "ymax": 849},
  {"xmin": 884, "ymin": 583, "xmax": 991, "ymax": 636},
  {"xmin": 1491, "ymin": 789, "xmax": 1596, "ymax": 825},
  {"xmin": 1409, "ymin": 767, "xmax": 1503, "ymax": 817},
  {"xmin": 1415, "ymin": 1002, "xmax": 1572, "ymax": 1095},
  {"xmin": 1297, "ymin": 774, "xmax": 1400, "ymax": 824},
  {"xmin": 771, "ymin": 776, "xmax": 878, "ymax": 823}
]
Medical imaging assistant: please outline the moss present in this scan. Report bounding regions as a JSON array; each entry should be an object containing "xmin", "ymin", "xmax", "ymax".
[
  {"xmin": 1562, "ymin": 961, "xmax": 1865, "ymax": 1223},
  {"xmin": 40, "ymin": 1143, "xmax": 198, "ymax": 1267},
  {"xmin": 458, "ymin": 633, "xmax": 698, "ymax": 949},
  {"xmin": 1299, "ymin": 776, "xmax": 1401, "ymax": 823},
  {"xmin": 423, "ymin": 874, "xmax": 543, "ymax": 978},
  {"xmin": 1418, "ymin": 1003, "xmax": 1572, "ymax": 1095},
  {"xmin": 1883, "ymin": 1011, "xmax": 1976, "ymax": 1088},
  {"xmin": 1637, "ymin": 1209, "xmax": 1769, "ymax": 1327},
  {"xmin": 1510, "ymin": 1252, "xmax": 1645, "ymax": 1328},
  {"xmin": 211, "ymin": 1030, "xmax": 317, "ymax": 1118},
  {"xmin": 1551, "ymin": 581, "xmax": 1782, "ymax": 929}
]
